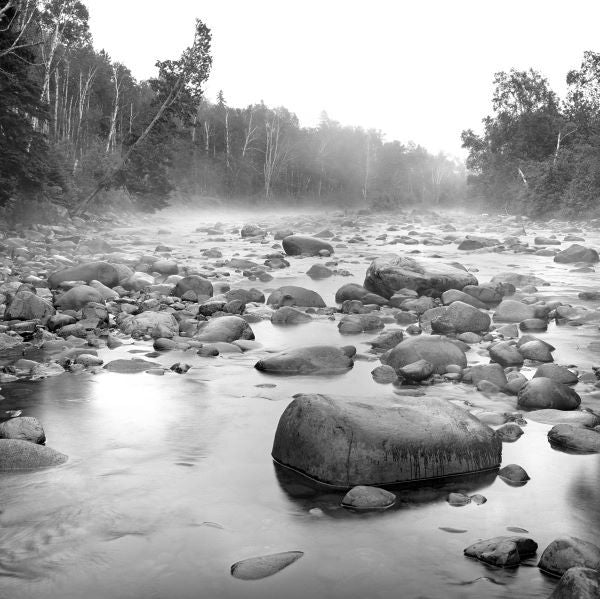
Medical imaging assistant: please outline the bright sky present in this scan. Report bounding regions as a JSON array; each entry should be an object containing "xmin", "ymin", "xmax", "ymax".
[{"xmin": 85, "ymin": 0, "xmax": 600, "ymax": 158}]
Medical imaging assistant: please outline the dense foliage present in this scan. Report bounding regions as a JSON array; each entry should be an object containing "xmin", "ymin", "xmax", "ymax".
[
  {"xmin": 0, "ymin": 0, "xmax": 463, "ymax": 214},
  {"xmin": 463, "ymin": 55, "xmax": 600, "ymax": 217}
]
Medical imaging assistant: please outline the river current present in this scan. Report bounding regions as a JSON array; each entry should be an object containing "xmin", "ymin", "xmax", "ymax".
[{"xmin": 1, "ymin": 207, "xmax": 599, "ymax": 598}]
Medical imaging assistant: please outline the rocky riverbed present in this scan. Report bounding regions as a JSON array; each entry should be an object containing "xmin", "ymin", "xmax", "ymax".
[{"xmin": 0, "ymin": 206, "xmax": 599, "ymax": 598}]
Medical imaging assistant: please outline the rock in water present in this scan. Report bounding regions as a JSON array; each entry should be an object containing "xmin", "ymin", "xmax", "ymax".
[
  {"xmin": 120, "ymin": 311, "xmax": 179, "ymax": 339},
  {"xmin": 382, "ymin": 335, "xmax": 467, "ymax": 374},
  {"xmin": 5, "ymin": 291, "xmax": 55, "ymax": 321},
  {"xmin": 103, "ymin": 359, "xmax": 160, "ymax": 373},
  {"xmin": 282, "ymin": 235, "xmax": 333, "ymax": 256},
  {"xmin": 517, "ymin": 378, "xmax": 581, "ymax": 411},
  {"xmin": 55, "ymin": 285, "xmax": 104, "ymax": 310},
  {"xmin": 363, "ymin": 254, "xmax": 477, "ymax": 298},
  {"xmin": 0, "ymin": 416, "xmax": 45, "ymax": 444},
  {"xmin": 195, "ymin": 315, "xmax": 254, "ymax": 343},
  {"xmin": 549, "ymin": 567, "xmax": 600, "ymax": 599},
  {"xmin": 267, "ymin": 286, "xmax": 326, "ymax": 308},
  {"xmin": 548, "ymin": 424, "xmax": 600, "ymax": 453},
  {"xmin": 538, "ymin": 536, "xmax": 600, "ymax": 576},
  {"xmin": 231, "ymin": 551, "xmax": 304, "ymax": 580},
  {"xmin": 48, "ymin": 262, "xmax": 119, "ymax": 288},
  {"xmin": 341, "ymin": 485, "xmax": 396, "ymax": 510},
  {"xmin": 173, "ymin": 275, "xmax": 213, "ymax": 299},
  {"xmin": 271, "ymin": 394, "xmax": 501, "ymax": 487},
  {"xmin": 0, "ymin": 439, "xmax": 67, "ymax": 470},
  {"xmin": 464, "ymin": 536, "xmax": 538, "ymax": 568},
  {"xmin": 255, "ymin": 346, "xmax": 354, "ymax": 375},
  {"xmin": 553, "ymin": 244, "xmax": 599, "ymax": 264}
]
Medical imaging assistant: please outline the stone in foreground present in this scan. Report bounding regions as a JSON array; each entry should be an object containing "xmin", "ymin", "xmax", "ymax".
[
  {"xmin": 0, "ymin": 439, "xmax": 67, "ymax": 470},
  {"xmin": 538, "ymin": 536, "xmax": 600, "ymax": 577},
  {"xmin": 255, "ymin": 346, "xmax": 354, "ymax": 375},
  {"xmin": 548, "ymin": 424, "xmax": 600, "ymax": 453},
  {"xmin": 549, "ymin": 567, "xmax": 600, "ymax": 599},
  {"xmin": 364, "ymin": 254, "xmax": 477, "ymax": 298},
  {"xmin": 272, "ymin": 394, "xmax": 501, "ymax": 487},
  {"xmin": 0, "ymin": 416, "xmax": 45, "ymax": 444},
  {"xmin": 464, "ymin": 535, "xmax": 538, "ymax": 568},
  {"xmin": 231, "ymin": 551, "xmax": 304, "ymax": 580},
  {"xmin": 341, "ymin": 485, "xmax": 396, "ymax": 510}
]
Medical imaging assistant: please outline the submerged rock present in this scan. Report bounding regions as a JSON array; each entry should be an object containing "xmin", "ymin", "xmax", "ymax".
[
  {"xmin": 0, "ymin": 439, "xmax": 67, "ymax": 470},
  {"xmin": 231, "ymin": 551, "xmax": 304, "ymax": 580},
  {"xmin": 103, "ymin": 359, "xmax": 160, "ymax": 373},
  {"xmin": 271, "ymin": 394, "xmax": 501, "ymax": 487},
  {"xmin": 271, "ymin": 306, "xmax": 312, "ymax": 325},
  {"xmin": 364, "ymin": 254, "xmax": 477, "ymax": 298},
  {"xmin": 255, "ymin": 346, "xmax": 354, "ymax": 375}
]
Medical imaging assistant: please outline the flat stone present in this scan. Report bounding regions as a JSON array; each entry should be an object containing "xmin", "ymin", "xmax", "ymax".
[
  {"xmin": 231, "ymin": 551, "xmax": 304, "ymax": 580},
  {"xmin": 0, "ymin": 439, "xmax": 68, "ymax": 470},
  {"xmin": 341, "ymin": 485, "xmax": 396, "ymax": 510},
  {"xmin": 256, "ymin": 346, "xmax": 354, "ymax": 375}
]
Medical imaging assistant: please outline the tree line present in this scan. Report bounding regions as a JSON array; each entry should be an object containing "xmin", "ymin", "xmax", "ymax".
[
  {"xmin": 463, "ymin": 53, "xmax": 600, "ymax": 218},
  {"xmin": 0, "ymin": 0, "xmax": 464, "ymax": 214}
]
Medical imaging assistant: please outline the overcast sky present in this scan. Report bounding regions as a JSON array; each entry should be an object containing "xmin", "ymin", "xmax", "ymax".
[{"xmin": 84, "ymin": 0, "xmax": 600, "ymax": 158}]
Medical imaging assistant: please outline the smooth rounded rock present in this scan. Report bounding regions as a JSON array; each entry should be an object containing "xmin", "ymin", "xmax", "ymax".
[
  {"xmin": 539, "ymin": 536, "xmax": 600, "ymax": 577},
  {"xmin": 267, "ymin": 286, "xmax": 326, "ymax": 308},
  {"xmin": 0, "ymin": 416, "xmax": 45, "ymax": 444},
  {"xmin": 518, "ymin": 378, "xmax": 581, "ymax": 411},
  {"xmin": 256, "ymin": 346, "xmax": 354, "ymax": 375},
  {"xmin": 48, "ymin": 262, "xmax": 119, "ymax": 289},
  {"xmin": 341, "ymin": 485, "xmax": 396, "ymax": 510},
  {"xmin": 195, "ymin": 315, "xmax": 254, "ymax": 343},
  {"xmin": 382, "ymin": 335, "xmax": 467, "ymax": 375},
  {"xmin": 364, "ymin": 254, "xmax": 477, "ymax": 298},
  {"xmin": 231, "ymin": 551, "xmax": 303, "ymax": 580},
  {"xmin": 548, "ymin": 424, "xmax": 600, "ymax": 453},
  {"xmin": 0, "ymin": 439, "xmax": 67, "ymax": 470},
  {"xmin": 549, "ymin": 567, "xmax": 600, "ymax": 599},
  {"xmin": 282, "ymin": 235, "xmax": 333, "ymax": 256},
  {"xmin": 272, "ymin": 394, "xmax": 502, "ymax": 487}
]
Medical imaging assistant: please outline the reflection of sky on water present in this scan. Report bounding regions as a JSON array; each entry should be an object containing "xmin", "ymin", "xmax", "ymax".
[{"xmin": 1, "ymin": 208, "xmax": 600, "ymax": 598}]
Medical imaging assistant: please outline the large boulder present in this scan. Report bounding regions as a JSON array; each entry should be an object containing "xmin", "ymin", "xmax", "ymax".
[
  {"xmin": 48, "ymin": 262, "xmax": 119, "ymax": 289},
  {"xmin": 173, "ymin": 275, "xmax": 213, "ymax": 299},
  {"xmin": 119, "ymin": 311, "xmax": 179, "ymax": 339},
  {"xmin": 364, "ymin": 254, "xmax": 477, "ymax": 298},
  {"xmin": 517, "ymin": 378, "xmax": 581, "ymax": 411},
  {"xmin": 5, "ymin": 290, "xmax": 55, "ymax": 321},
  {"xmin": 195, "ymin": 315, "xmax": 254, "ymax": 343},
  {"xmin": 55, "ymin": 285, "xmax": 104, "ymax": 310},
  {"xmin": 282, "ymin": 235, "xmax": 333, "ymax": 256},
  {"xmin": 0, "ymin": 439, "xmax": 67, "ymax": 470},
  {"xmin": 0, "ymin": 416, "xmax": 45, "ymax": 444},
  {"xmin": 538, "ymin": 536, "xmax": 600, "ymax": 577},
  {"xmin": 272, "ymin": 394, "xmax": 501, "ymax": 487},
  {"xmin": 554, "ymin": 244, "xmax": 599, "ymax": 264},
  {"xmin": 256, "ymin": 346, "xmax": 354, "ymax": 375},
  {"xmin": 494, "ymin": 300, "xmax": 536, "ymax": 323},
  {"xmin": 267, "ymin": 286, "xmax": 326, "ymax": 308},
  {"xmin": 549, "ymin": 567, "xmax": 600, "ymax": 599},
  {"xmin": 548, "ymin": 424, "xmax": 600, "ymax": 453},
  {"xmin": 382, "ymin": 335, "xmax": 467, "ymax": 374},
  {"xmin": 439, "ymin": 301, "xmax": 491, "ymax": 333}
]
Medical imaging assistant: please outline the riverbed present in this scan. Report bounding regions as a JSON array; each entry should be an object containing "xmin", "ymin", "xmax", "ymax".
[{"xmin": 1, "ymin": 206, "xmax": 599, "ymax": 598}]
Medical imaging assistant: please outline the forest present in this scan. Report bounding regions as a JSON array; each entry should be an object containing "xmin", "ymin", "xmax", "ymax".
[
  {"xmin": 3, "ymin": 0, "xmax": 600, "ymax": 219},
  {"xmin": 0, "ymin": 0, "xmax": 464, "ymax": 217}
]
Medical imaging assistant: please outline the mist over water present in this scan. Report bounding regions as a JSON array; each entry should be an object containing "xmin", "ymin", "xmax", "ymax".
[{"xmin": 0, "ymin": 206, "xmax": 599, "ymax": 598}]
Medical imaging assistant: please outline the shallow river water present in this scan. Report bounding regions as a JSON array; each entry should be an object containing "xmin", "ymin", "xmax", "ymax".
[{"xmin": 1, "ymin": 207, "xmax": 600, "ymax": 598}]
